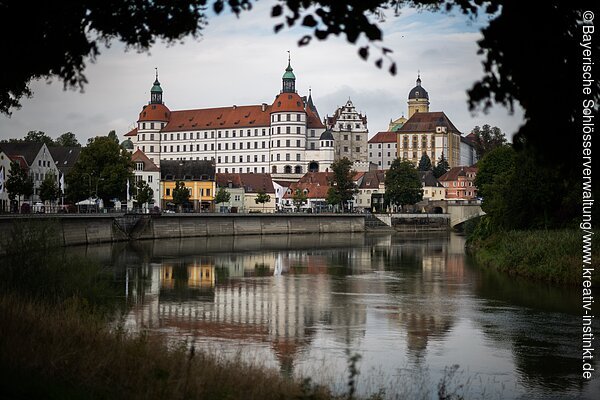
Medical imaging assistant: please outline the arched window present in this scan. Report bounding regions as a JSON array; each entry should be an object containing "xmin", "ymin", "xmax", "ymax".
[
  {"xmin": 294, "ymin": 165, "xmax": 302, "ymax": 174},
  {"xmin": 272, "ymin": 166, "xmax": 277, "ymax": 174},
  {"xmin": 308, "ymin": 162, "xmax": 319, "ymax": 172},
  {"xmin": 284, "ymin": 165, "xmax": 292, "ymax": 174}
]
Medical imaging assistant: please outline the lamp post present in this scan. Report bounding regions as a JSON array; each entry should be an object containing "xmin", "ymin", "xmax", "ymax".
[{"xmin": 95, "ymin": 177, "xmax": 104, "ymax": 213}]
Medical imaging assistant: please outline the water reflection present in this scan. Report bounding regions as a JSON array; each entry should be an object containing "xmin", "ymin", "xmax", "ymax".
[{"xmin": 74, "ymin": 233, "xmax": 599, "ymax": 399}]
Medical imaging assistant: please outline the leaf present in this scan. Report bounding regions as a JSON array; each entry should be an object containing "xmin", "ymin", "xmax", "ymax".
[
  {"xmin": 375, "ymin": 58, "xmax": 383, "ymax": 69},
  {"xmin": 302, "ymin": 15, "xmax": 318, "ymax": 27},
  {"xmin": 389, "ymin": 62, "xmax": 397, "ymax": 75},
  {"xmin": 213, "ymin": 0, "xmax": 224, "ymax": 14},
  {"xmin": 382, "ymin": 47, "xmax": 392, "ymax": 55},
  {"xmin": 271, "ymin": 5, "xmax": 283, "ymax": 17},
  {"xmin": 298, "ymin": 35, "xmax": 311, "ymax": 46},
  {"xmin": 274, "ymin": 23, "xmax": 284, "ymax": 33},
  {"xmin": 358, "ymin": 46, "xmax": 369, "ymax": 60}
]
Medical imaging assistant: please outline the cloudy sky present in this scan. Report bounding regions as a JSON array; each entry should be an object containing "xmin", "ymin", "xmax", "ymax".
[{"xmin": 0, "ymin": 1, "xmax": 523, "ymax": 144}]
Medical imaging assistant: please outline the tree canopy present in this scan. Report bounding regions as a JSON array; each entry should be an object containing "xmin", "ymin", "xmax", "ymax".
[
  {"xmin": 417, "ymin": 153, "xmax": 432, "ymax": 171},
  {"xmin": 39, "ymin": 172, "xmax": 60, "ymax": 203},
  {"xmin": 384, "ymin": 158, "xmax": 423, "ymax": 210},
  {"xmin": 432, "ymin": 155, "xmax": 450, "ymax": 179},
  {"xmin": 66, "ymin": 136, "xmax": 133, "ymax": 203},
  {"xmin": 134, "ymin": 179, "xmax": 154, "ymax": 207},
  {"xmin": 326, "ymin": 157, "xmax": 357, "ymax": 211},
  {"xmin": 5, "ymin": 161, "xmax": 34, "ymax": 209},
  {"xmin": 172, "ymin": 181, "xmax": 191, "ymax": 210},
  {"xmin": 470, "ymin": 125, "xmax": 506, "ymax": 159}
]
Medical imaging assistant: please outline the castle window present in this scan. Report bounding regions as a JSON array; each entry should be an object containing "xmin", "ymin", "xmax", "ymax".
[
  {"xmin": 297, "ymin": 114, "xmax": 301, "ymax": 121},
  {"xmin": 286, "ymin": 114, "xmax": 290, "ymax": 121},
  {"xmin": 296, "ymin": 140, "xmax": 301, "ymax": 147}
]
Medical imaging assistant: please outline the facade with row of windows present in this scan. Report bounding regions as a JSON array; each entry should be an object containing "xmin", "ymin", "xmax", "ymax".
[{"xmin": 124, "ymin": 59, "xmax": 337, "ymax": 177}]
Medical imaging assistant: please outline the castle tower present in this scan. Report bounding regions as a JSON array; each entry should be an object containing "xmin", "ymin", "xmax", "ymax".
[{"xmin": 407, "ymin": 74, "xmax": 430, "ymax": 118}]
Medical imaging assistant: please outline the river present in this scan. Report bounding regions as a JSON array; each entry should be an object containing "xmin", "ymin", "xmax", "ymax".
[{"xmin": 75, "ymin": 232, "xmax": 599, "ymax": 399}]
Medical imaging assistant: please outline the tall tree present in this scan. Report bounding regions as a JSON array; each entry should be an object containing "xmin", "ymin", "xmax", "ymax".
[
  {"xmin": 5, "ymin": 161, "xmax": 33, "ymax": 212},
  {"xmin": 107, "ymin": 130, "xmax": 119, "ymax": 144},
  {"xmin": 214, "ymin": 187, "xmax": 231, "ymax": 212},
  {"xmin": 474, "ymin": 145, "xmax": 516, "ymax": 199},
  {"xmin": 66, "ymin": 136, "xmax": 133, "ymax": 204},
  {"xmin": 55, "ymin": 132, "xmax": 81, "ymax": 147},
  {"xmin": 172, "ymin": 181, "xmax": 190, "ymax": 212},
  {"xmin": 254, "ymin": 190, "xmax": 271, "ymax": 212},
  {"xmin": 417, "ymin": 153, "xmax": 432, "ymax": 171},
  {"xmin": 134, "ymin": 179, "xmax": 154, "ymax": 209},
  {"xmin": 23, "ymin": 131, "xmax": 55, "ymax": 147},
  {"xmin": 39, "ymin": 172, "xmax": 60, "ymax": 203},
  {"xmin": 432, "ymin": 154, "xmax": 450, "ymax": 179},
  {"xmin": 384, "ymin": 158, "xmax": 423, "ymax": 211},
  {"xmin": 292, "ymin": 188, "xmax": 307, "ymax": 212},
  {"xmin": 326, "ymin": 157, "xmax": 357, "ymax": 212},
  {"xmin": 471, "ymin": 125, "xmax": 506, "ymax": 159}
]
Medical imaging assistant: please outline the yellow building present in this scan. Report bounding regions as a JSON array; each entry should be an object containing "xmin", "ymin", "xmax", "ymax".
[{"xmin": 160, "ymin": 159, "xmax": 216, "ymax": 211}]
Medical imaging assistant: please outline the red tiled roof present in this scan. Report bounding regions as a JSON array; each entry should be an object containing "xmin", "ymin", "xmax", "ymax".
[
  {"xmin": 162, "ymin": 105, "xmax": 271, "ymax": 132},
  {"xmin": 8, "ymin": 155, "xmax": 28, "ymax": 169},
  {"xmin": 138, "ymin": 103, "xmax": 171, "ymax": 122},
  {"xmin": 284, "ymin": 182, "xmax": 330, "ymax": 199},
  {"xmin": 124, "ymin": 127, "xmax": 138, "ymax": 137},
  {"xmin": 215, "ymin": 173, "xmax": 274, "ymax": 194},
  {"xmin": 271, "ymin": 92, "xmax": 305, "ymax": 112},
  {"xmin": 131, "ymin": 149, "xmax": 160, "ymax": 171},
  {"xmin": 297, "ymin": 172, "xmax": 333, "ymax": 186},
  {"xmin": 438, "ymin": 166, "xmax": 477, "ymax": 181},
  {"xmin": 306, "ymin": 105, "xmax": 325, "ymax": 129},
  {"xmin": 368, "ymin": 131, "xmax": 397, "ymax": 144},
  {"xmin": 397, "ymin": 112, "xmax": 461, "ymax": 134}
]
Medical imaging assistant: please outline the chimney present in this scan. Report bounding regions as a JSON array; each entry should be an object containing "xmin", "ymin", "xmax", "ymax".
[{"xmin": 261, "ymin": 103, "xmax": 267, "ymax": 112}]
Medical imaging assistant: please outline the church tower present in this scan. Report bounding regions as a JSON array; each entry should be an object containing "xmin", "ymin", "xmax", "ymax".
[
  {"xmin": 282, "ymin": 53, "xmax": 296, "ymax": 93},
  {"xmin": 150, "ymin": 68, "xmax": 163, "ymax": 104},
  {"xmin": 407, "ymin": 74, "xmax": 429, "ymax": 118}
]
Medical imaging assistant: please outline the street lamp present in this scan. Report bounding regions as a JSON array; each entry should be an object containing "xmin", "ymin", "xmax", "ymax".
[{"xmin": 95, "ymin": 177, "xmax": 104, "ymax": 213}]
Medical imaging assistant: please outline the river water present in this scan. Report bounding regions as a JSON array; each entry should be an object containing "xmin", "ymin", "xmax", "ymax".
[{"xmin": 78, "ymin": 233, "xmax": 599, "ymax": 399}]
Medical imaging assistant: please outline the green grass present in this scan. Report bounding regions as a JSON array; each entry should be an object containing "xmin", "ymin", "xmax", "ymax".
[{"xmin": 467, "ymin": 229, "xmax": 600, "ymax": 286}]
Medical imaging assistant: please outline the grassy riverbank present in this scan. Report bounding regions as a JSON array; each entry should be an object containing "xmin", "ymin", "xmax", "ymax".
[
  {"xmin": 467, "ymin": 227, "xmax": 600, "ymax": 286},
  {"xmin": 0, "ymin": 293, "xmax": 340, "ymax": 400}
]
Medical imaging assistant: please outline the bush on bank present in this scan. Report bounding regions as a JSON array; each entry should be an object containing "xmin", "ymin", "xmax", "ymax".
[{"xmin": 466, "ymin": 217, "xmax": 599, "ymax": 286}]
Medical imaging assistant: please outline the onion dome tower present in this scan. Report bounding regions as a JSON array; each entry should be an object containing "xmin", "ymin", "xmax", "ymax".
[{"xmin": 407, "ymin": 73, "xmax": 430, "ymax": 118}]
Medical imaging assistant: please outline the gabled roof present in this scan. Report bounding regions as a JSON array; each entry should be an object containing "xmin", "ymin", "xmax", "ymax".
[
  {"xmin": 49, "ymin": 146, "xmax": 82, "ymax": 175},
  {"xmin": 368, "ymin": 131, "xmax": 397, "ymax": 144},
  {"xmin": 131, "ymin": 149, "xmax": 160, "ymax": 172},
  {"xmin": 358, "ymin": 170, "xmax": 385, "ymax": 189},
  {"xmin": 0, "ymin": 142, "xmax": 44, "ymax": 166},
  {"xmin": 8, "ymin": 155, "xmax": 28, "ymax": 170},
  {"xmin": 160, "ymin": 160, "xmax": 215, "ymax": 180},
  {"xmin": 397, "ymin": 112, "xmax": 461, "ymax": 134},
  {"xmin": 284, "ymin": 182, "xmax": 330, "ymax": 199},
  {"xmin": 306, "ymin": 105, "xmax": 325, "ymax": 129},
  {"xmin": 162, "ymin": 105, "xmax": 271, "ymax": 132},
  {"xmin": 438, "ymin": 166, "xmax": 477, "ymax": 182},
  {"xmin": 418, "ymin": 171, "xmax": 443, "ymax": 188}
]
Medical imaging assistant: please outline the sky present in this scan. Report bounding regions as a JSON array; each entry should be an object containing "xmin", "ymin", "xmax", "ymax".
[{"xmin": 0, "ymin": 1, "xmax": 523, "ymax": 144}]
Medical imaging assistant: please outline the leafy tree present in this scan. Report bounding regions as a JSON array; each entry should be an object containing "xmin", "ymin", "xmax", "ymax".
[
  {"xmin": 471, "ymin": 125, "xmax": 506, "ymax": 159},
  {"xmin": 23, "ymin": 130, "xmax": 55, "ymax": 146},
  {"xmin": 66, "ymin": 136, "xmax": 133, "ymax": 203},
  {"xmin": 326, "ymin": 157, "xmax": 357, "ymax": 212},
  {"xmin": 107, "ymin": 130, "xmax": 119, "ymax": 144},
  {"xmin": 55, "ymin": 132, "xmax": 81, "ymax": 147},
  {"xmin": 292, "ymin": 188, "xmax": 307, "ymax": 212},
  {"xmin": 254, "ymin": 189, "xmax": 271, "ymax": 212},
  {"xmin": 215, "ymin": 187, "xmax": 231, "ymax": 212},
  {"xmin": 474, "ymin": 145, "xmax": 516, "ymax": 199},
  {"xmin": 5, "ymin": 161, "xmax": 34, "ymax": 211},
  {"xmin": 134, "ymin": 179, "xmax": 154, "ymax": 208},
  {"xmin": 432, "ymin": 154, "xmax": 450, "ymax": 179},
  {"xmin": 384, "ymin": 158, "xmax": 423, "ymax": 211},
  {"xmin": 172, "ymin": 181, "xmax": 190, "ymax": 212},
  {"xmin": 39, "ymin": 172, "xmax": 60, "ymax": 203},
  {"xmin": 417, "ymin": 153, "xmax": 432, "ymax": 171}
]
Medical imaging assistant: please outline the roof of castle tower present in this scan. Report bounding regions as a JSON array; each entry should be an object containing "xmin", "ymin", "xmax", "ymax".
[{"xmin": 138, "ymin": 103, "xmax": 171, "ymax": 122}]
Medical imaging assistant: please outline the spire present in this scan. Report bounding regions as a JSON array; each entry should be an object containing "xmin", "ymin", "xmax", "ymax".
[
  {"xmin": 282, "ymin": 51, "xmax": 296, "ymax": 93},
  {"xmin": 150, "ymin": 68, "xmax": 163, "ymax": 104},
  {"xmin": 416, "ymin": 70, "xmax": 421, "ymax": 86}
]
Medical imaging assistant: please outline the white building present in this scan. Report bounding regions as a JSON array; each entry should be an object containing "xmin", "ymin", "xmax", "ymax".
[
  {"xmin": 326, "ymin": 99, "xmax": 369, "ymax": 164},
  {"xmin": 131, "ymin": 149, "xmax": 160, "ymax": 209},
  {"xmin": 125, "ymin": 58, "xmax": 335, "ymax": 178},
  {"xmin": 368, "ymin": 132, "xmax": 398, "ymax": 169}
]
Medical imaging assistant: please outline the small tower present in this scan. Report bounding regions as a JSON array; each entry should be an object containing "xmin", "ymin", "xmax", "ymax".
[
  {"xmin": 150, "ymin": 68, "xmax": 163, "ymax": 104},
  {"xmin": 407, "ymin": 73, "xmax": 429, "ymax": 118},
  {"xmin": 282, "ymin": 52, "xmax": 296, "ymax": 93}
]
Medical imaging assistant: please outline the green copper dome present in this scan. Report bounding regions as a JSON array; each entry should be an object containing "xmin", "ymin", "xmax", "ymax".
[
  {"xmin": 282, "ymin": 62, "xmax": 295, "ymax": 80},
  {"xmin": 151, "ymin": 78, "xmax": 163, "ymax": 93}
]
